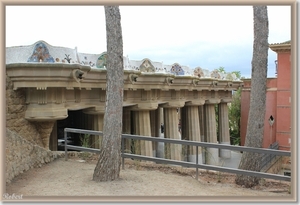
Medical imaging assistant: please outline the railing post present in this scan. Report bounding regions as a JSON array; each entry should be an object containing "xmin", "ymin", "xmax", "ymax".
[
  {"xmin": 196, "ymin": 145, "xmax": 198, "ymax": 181},
  {"xmin": 64, "ymin": 128, "xmax": 68, "ymax": 161},
  {"xmin": 122, "ymin": 135, "xmax": 125, "ymax": 170}
]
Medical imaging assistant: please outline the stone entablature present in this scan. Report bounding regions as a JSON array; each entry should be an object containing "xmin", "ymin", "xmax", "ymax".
[{"xmin": 7, "ymin": 62, "xmax": 242, "ymax": 121}]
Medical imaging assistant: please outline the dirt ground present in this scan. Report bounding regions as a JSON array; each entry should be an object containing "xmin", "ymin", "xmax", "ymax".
[{"xmin": 5, "ymin": 153, "xmax": 291, "ymax": 201}]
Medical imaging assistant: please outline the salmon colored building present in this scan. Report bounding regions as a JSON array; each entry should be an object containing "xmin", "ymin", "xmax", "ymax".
[{"xmin": 240, "ymin": 40, "xmax": 291, "ymax": 150}]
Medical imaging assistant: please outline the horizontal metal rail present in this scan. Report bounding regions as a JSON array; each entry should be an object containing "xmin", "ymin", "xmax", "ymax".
[
  {"xmin": 65, "ymin": 145, "xmax": 101, "ymax": 153},
  {"xmin": 64, "ymin": 128, "xmax": 102, "ymax": 161},
  {"xmin": 121, "ymin": 153, "xmax": 291, "ymax": 182},
  {"xmin": 64, "ymin": 127, "xmax": 103, "ymax": 136},
  {"xmin": 64, "ymin": 128, "xmax": 291, "ymax": 182},
  {"xmin": 122, "ymin": 134, "xmax": 291, "ymax": 156}
]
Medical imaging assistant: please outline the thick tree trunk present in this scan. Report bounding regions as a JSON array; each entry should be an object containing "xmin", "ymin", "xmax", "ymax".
[
  {"xmin": 235, "ymin": 6, "xmax": 269, "ymax": 188},
  {"xmin": 93, "ymin": 6, "xmax": 123, "ymax": 182}
]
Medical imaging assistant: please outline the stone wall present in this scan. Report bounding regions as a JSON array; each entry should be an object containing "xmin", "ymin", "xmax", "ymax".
[
  {"xmin": 5, "ymin": 128, "xmax": 59, "ymax": 184},
  {"xmin": 6, "ymin": 75, "xmax": 54, "ymax": 149}
]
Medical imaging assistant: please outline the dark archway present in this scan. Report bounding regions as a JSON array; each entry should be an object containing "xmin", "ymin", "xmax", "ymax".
[{"xmin": 55, "ymin": 110, "xmax": 84, "ymax": 150}]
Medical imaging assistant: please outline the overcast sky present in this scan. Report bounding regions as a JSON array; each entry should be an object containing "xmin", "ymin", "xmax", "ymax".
[{"xmin": 6, "ymin": 5, "xmax": 291, "ymax": 78}]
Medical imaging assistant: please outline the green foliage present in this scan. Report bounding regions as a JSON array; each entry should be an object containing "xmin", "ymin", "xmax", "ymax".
[
  {"xmin": 80, "ymin": 134, "xmax": 90, "ymax": 148},
  {"xmin": 217, "ymin": 66, "xmax": 226, "ymax": 73},
  {"xmin": 79, "ymin": 134, "xmax": 91, "ymax": 160},
  {"xmin": 229, "ymin": 88, "xmax": 241, "ymax": 145},
  {"xmin": 231, "ymin": 71, "xmax": 241, "ymax": 79},
  {"xmin": 216, "ymin": 67, "xmax": 243, "ymax": 79}
]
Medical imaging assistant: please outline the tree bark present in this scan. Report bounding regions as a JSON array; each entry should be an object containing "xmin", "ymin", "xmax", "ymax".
[
  {"xmin": 93, "ymin": 6, "xmax": 123, "ymax": 182},
  {"xmin": 235, "ymin": 6, "xmax": 269, "ymax": 188}
]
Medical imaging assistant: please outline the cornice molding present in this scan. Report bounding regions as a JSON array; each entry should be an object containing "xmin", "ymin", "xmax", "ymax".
[{"xmin": 269, "ymin": 43, "xmax": 291, "ymax": 53}]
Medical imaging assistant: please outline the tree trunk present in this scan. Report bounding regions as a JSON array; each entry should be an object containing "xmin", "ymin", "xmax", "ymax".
[
  {"xmin": 235, "ymin": 6, "xmax": 269, "ymax": 188},
  {"xmin": 93, "ymin": 6, "xmax": 123, "ymax": 182}
]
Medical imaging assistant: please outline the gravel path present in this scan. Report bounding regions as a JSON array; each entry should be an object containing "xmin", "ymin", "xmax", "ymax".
[{"xmin": 5, "ymin": 157, "xmax": 291, "ymax": 198}]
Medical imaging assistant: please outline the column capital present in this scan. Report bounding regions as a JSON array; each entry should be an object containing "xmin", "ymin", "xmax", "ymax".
[
  {"xmin": 25, "ymin": 104, "xmax": 67, "ymax": 121},
  {"xmin": 160, "ymin": 100, "xmax": 185, "ymax": 108},
  {"xmin": 130, "ymin": 102, "xmax": 158, "ymax": 111},
  {"xmin": 220, "ymin": 98, "xmax": 232, "ymax": 103},
  {"xmin": 205, "ymin": 99, "xmax": 221, "ymax": 104},
  {"xmin": 185, "ymin": 99, "xmax": 206, "ymax": 106},
  {"xmin": 83, "ymin": 106, "xmax": 105, "ymax": 115}
]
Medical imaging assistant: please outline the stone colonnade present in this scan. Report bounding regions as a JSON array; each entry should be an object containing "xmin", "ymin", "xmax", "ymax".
[
  {"xmin": 7, "ymin": 64, "xmax": 241, "ymax": 165},
  {"xmin": 85, "ymin": 101, "xmax": 232, "ymax": 165}
]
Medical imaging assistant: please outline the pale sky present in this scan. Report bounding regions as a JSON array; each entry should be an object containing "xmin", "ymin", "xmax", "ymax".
[{"xmin": 5, "ymin": 5, "xmax": 291, "ymax": 78}]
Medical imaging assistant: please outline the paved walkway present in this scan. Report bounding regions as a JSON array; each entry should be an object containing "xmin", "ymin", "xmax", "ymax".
[{"xmin": 221, "ymin": 150, "xmax": 242, "ymax": 168}]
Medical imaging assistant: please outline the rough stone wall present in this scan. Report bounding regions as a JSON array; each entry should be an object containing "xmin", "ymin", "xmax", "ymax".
[
  {"xmin": 6, "ymin": 75, "xmax": 54, "ymax": 149},
  {"xmin": 5, "ymin": 128, "xmax": 59, "ymax": 184}
]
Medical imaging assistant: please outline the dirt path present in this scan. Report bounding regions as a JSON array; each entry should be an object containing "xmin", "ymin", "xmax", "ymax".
[{"xmin": 5, "ymin": 156, "xmax": 291, "ymax": 198}]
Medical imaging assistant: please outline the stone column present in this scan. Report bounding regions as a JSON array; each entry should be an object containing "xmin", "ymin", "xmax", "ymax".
[
  {"xmin": 81, "ymin": 104, "xmax": 105, "ymax": 148},
  {"xmin": 34, "ymin": 121, "xmax": 55, "ymax": 150},
  {"xmin": 218, "ymin": 102, "xmax": 231, "ymax": 158},
  {"xmin": 122, "ymin": 107, "xmax": 132, "ymax": 153},
  {"xmin": 204, "ymin": 102, "xmax": 219, "ymax": 165},
  {"xmin": 163, "ymin": 107, "xmax": 181, "ymax": 161},
  {"xmin": 159, "ymin": 107, "xmax": 164, "ymax": 128},
  {"xmin": 183, "ymin": 105, "xmax": 202, "ymax": 164},
  {"xmin": 132, "ymin": 110, "xmax": 153, "ymax": 157},
  {"xmin": 80, "ymin": 112, "xmax": 96, "ymax": 148}
]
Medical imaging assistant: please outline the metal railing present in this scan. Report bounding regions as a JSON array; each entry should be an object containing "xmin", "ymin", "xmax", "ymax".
[
  {"xmin": 260, "ymin": 142, "xmax": 280, "ymax": 171},
  {"xmin": 64, "ymin": 128, "xmax": 291, "ymax": 182},
  {"xmin": 64, "ymin": 128, "xmax": 103, "ymax": 157}
]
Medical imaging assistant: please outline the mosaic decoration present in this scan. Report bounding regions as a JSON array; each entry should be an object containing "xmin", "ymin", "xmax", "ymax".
[
  {"xmin": 155, "ymin": 67, "xmax": 166, "ymax": 72},
  {"xmin": 139, "ymin": 59, "xmax": 155, "ymax": 72},
  {"xmin": 170, "ymin": 63, "xmax": 185, "ymax": 75},
  {"xmin": 27, "ymin": 42, "xmax": 55, "ymax": 63},
  {"xmin": 81, "ymin": 56, "xmax": 88, "ymax": 65},
  {"xmin": 219, "ymin": 72, "xmax": 227, "ymax": 79},
  {"xmin": 64, "ymin": 54, "xmax": 72, "ymax": 63},
  {"xmin": 211, "ymin": 69, "xmax": 221, "ymax": 79},
  {"xmin": 89, "ymin": 61, "xmax": 95, "ymax": 67},
  {"xmin": 202, "ymin": 69, "xmax": 211, "ymax": 78},
  {"xmin": 194, "ymin": 67, "xmax": 204, "ymax": 78},
  {"xmin": 96, "ymin": 52, "xmax": 107, "ymax": 68},
  {"xmin": 226, "ymin": 73, "xmax": 237, "ymax": 81}
]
